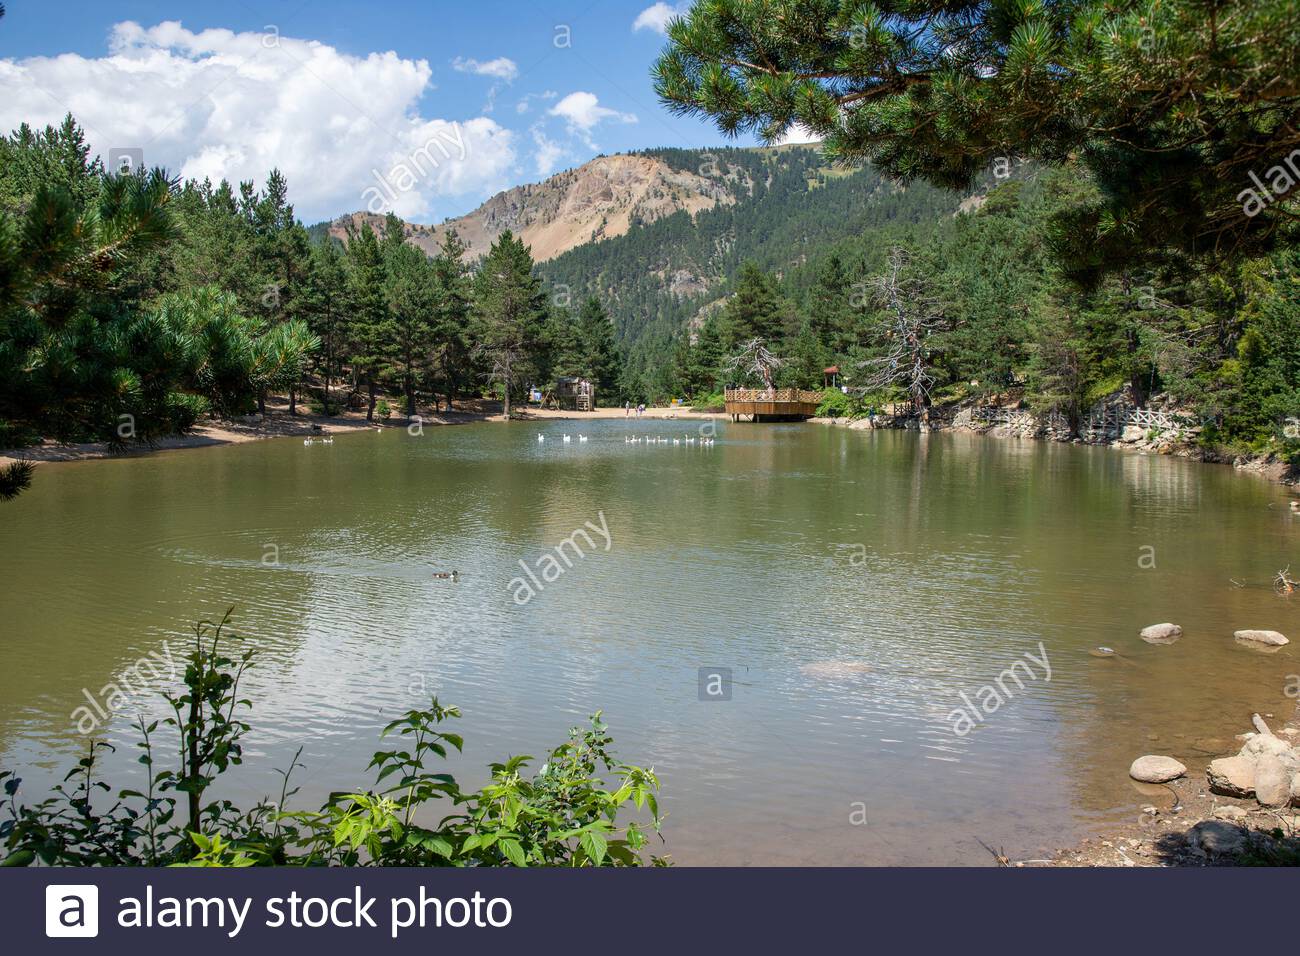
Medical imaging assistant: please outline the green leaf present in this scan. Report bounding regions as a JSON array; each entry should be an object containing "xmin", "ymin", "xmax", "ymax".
[
  {"xmin": 500, "ymin": 838, "xmax": 526, "ymax": 867},
  {"xmin": 580, "ymin": 830, "xmax": 607, "ymax": 866}
]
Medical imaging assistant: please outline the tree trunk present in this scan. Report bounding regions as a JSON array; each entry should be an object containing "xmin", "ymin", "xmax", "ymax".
[
  {"xmin": 405, "ymin": 373, "xmax": 416, "ymax": 417},
  {"xmin": 289, "ymin": 387, "xmax": 297, "ymax": 416},
  {"xmin": 502, "ymin": 354, "xmax": 512, "ymax": 419},
  {"xmin": 366, "ymin": 380, "xmax": 377, "ymax": 422},
  {"xmin": 258, "ymin": 389, "xmax": 267, "ymax": 418}
]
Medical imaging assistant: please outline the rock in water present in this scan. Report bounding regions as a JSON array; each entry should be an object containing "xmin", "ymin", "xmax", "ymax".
[
  {"xmin": 1207, "ymin": 755, "xmax": 1257, "ymax": 798},
  {"xmin": 1129, "ymin": 755, "xmax": 1188, "ymax": 783},
  {"xmin": 799, "ymin": 660, "xmax": 872, "ymax": 680},
  {"xmin": 1140, "ymin": 623, "xmax": 1183, "ymax": 644},
  {"xmin": 1192, "ymin": 820, "xmax": 1247, "ymax": 855},
  {"xmin": 1233, "ymin": 629, "xmax": 1290, "ymax": 646},
  {"xmin": 1254, "ymin": 755, "xmax": 1292, "ymax": 808}
]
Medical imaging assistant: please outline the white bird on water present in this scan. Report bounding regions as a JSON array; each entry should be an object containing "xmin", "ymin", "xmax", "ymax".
[
  {"xmin": 563, "ymin": 435, "xmax": 571, "ymax": 443},
  {"xmin": 538, "ymin": 433, "xmax": 545, "ymax": 442},
  {"xmin": 579, "ymin": 435, "xmax": 588, "ymax": 442}
]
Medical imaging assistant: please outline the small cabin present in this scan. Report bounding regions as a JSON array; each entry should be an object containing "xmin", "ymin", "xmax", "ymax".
[{"xmin": 555, "ymin": 377, "xmax": 594, "ymax": 411}]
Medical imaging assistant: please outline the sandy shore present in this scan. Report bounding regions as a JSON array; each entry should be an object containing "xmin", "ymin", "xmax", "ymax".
[
  {"xmin": 517, "ymin": 405, "xmax": 724, "ymax": 421},
  {"xmin": 0, "ymin": 401, "xmax": 725, "ymax": 469}
]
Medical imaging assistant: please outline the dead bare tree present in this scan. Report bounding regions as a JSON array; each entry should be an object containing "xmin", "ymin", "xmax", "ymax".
[
  {"xmin": 725, "ymin": 338, "xmax": 785, "ymax": 390},
  {"xmin": 857, "ymin": 248, "xmax": 949, "ymax": 416}
]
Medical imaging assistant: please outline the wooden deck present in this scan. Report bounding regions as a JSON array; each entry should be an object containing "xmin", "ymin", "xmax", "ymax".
[{"xmin": 724, "ymin": 388, "xmax": 822, "ymax": 422}]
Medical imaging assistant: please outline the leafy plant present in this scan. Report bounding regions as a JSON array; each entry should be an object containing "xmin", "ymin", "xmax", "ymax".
[{"xmin": 0, "ymin": 611, "xmax": 665, "ymax": 868}]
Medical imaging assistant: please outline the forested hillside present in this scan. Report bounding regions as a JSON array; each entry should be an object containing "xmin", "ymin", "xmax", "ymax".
[{"xmin": 536, "ymin": 144, "xmax": 976, "ymax": 390}]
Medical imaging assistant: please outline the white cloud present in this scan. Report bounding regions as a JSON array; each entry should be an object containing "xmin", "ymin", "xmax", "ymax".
[
  {"xmin": 516, "ymin": 90, "xmax": 558, "ymax": 115},
  {"xmin": 451, "ymin": 56, "xmax": 519, "ymax": 82},
  {"xmin": 548, "ymin": 91, "xmax": 637, "ymax": 143},
  {"xmin": 775, "ymin": 124, "xmax": 823, "ymax": 146},
  {"xmin": 633, "ymin": 3, "xmax": 688, "ymax": 34},
  {"xmin": 0, "ymin": 21, "xmax": 516, "ymax": 221},
  {"xmin": 530, "ymin": 127, "xmax": 564, "ymax": 177}
]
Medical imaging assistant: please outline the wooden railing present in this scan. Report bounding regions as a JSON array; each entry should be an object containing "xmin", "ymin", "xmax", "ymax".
[{"xmin": 724, "ymin": 388, "xmax": 823, "ymax": 404}]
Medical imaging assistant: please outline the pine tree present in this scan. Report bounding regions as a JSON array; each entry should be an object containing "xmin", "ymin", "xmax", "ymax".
[
  {"xmin": 654, "ymin": 0, "xmax": 1300, "ymax": 277},
  {"xmin": 429, "ymin": 229, "xmax": 474, "ymax": 411},
  {"xmin": 382, "ymin": 221, "xmax": 438, "ymax": 417},
  {"xmin": 345, "ymin": 224, "xmax": 393, "ymax": 421},
  {"xmin": 303, "ymin": 238, "xmax": 351, "ymax": 415},
  {"xmin": 720, "ymin": 262, "xmax": 788, "ymax": 349},
  {"xmin": 473, "ymin": 231, "xmax": 547, "ymax": 418},
  {"xmin": 576, "ymin": 297, "xmax": 623, "ymax": 405}
]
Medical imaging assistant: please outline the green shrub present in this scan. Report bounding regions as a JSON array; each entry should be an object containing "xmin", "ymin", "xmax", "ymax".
[
  {"xmin": 690, "ymin": 391, "xmax": 726, "ymax": 412},
  {"xmin": 815, "ymin": 388, "xmax": 858, "ymax": 418}
]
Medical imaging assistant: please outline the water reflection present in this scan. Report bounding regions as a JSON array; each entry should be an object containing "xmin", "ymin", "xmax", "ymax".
[{"xmin": 0, "ymin": 422, "xmax": 1296, "ymax": 864}]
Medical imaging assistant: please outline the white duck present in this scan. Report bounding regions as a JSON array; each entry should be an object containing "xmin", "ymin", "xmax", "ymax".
[
  {"xmin": 538, "ymin": 434, "xmax": 545, "ymax": 442},
  {"xmin": 562, "ymin": 435, "xmax": 572, "ymax": 443},
  {"xmin": 579, "ymin": 435, "xmax": 588, "ymax": 442}
]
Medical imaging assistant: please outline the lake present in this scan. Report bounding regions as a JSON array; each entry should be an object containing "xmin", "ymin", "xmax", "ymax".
[{"xmin": 2, "ymin": 420, "xmax": 1298, "ymax": 864}]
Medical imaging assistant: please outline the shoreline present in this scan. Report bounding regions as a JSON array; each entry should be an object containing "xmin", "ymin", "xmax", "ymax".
[
  {"xmin": 0, "ymin": 401, "xmax": 727, "ymax": 470},
  {"xmin": 810, "ymin": 415, "xmax": 1299, "ymax": 490},
  {"xmin": 1044, "ymin": 703, "xmax": 1300, "ymax": 867}
]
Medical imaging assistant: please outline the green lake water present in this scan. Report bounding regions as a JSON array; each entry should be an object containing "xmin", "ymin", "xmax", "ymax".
[{"xmin": 2, "ymin": 421, "xmax": 1298, "ymax": 864}]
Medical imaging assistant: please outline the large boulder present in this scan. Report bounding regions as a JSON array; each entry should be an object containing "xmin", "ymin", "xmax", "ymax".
[
  {"xmin": 1129, "ymin": 755, "xmax": 1187, "ymax": 783},
  {"xmin": 1208, "ymin": 755, "xmax": 1257, "ymax": 798},
  {"xmin": 1254, "ymin": 755, "xmax": 1293, "ymax": 808},
  {"xmin": 1140, "ymin": 623, "xmax": 1182, "ymax": 645},
  {"xmin": 1292, "ymin": 773, "xmax": 1300, "ymax": 808},
  {"xmin": 1233, "ymin": 629, "xmax": 1290, "ymax": 646}
]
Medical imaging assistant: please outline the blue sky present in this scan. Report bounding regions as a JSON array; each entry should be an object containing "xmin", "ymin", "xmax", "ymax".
[{"xmin": 0, "ymin": 0, "xmax": 805, "ymax": 223}]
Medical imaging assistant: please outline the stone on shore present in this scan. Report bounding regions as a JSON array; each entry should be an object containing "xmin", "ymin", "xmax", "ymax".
[
  {"xmin": 1207, "ymin": 755, "xmax": 1257, "ymax": 798},
  {"xmin": 1253, "ymin": 755, "xmax": 1292, "ymax": 808},
  {"xmin": 1212, "ymin": 805, "xmax": 1249, "ymax": 823},
  {"xmin": 1129, "ymin": 755, "xmax": 1187, "ymax": 783},
  {"xmin": 1233, "ymin": 629, "xmax": 1289, "ymax": 646},
  {"xmin": 1140, "ymin": 623, "xmax": 1182, "ymax": 644},
  {"xmin": 1192, "ymin": 821, "xmax": 1248, "ymax": 854}
]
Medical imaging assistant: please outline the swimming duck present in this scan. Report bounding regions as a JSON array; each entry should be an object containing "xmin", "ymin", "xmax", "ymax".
[
  {"xmin": 563, "ymin": 435, "xmax": 572, "ymax": 443},
  {"xmin": 432, "ymin": 570, "xmax": 460, "ymax": 582},
  {"xmin": 579, "ymin": 435, "xmax": 588, "ymax": 442},
  {"xmin": 538, "ymin": 433, "xmax": 545, "ymax": 442}
]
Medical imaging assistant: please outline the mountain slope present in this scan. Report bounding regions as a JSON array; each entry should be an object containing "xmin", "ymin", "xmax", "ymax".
[
  {"xmin": 315, "ymin": 153, "xmax": 737, "ymax": 263},
  {"xmin": 310, "ymin": 144, "xmax": 994, "ymax": 389},
  {"xmin": 535, "ymin": 145, "xmax": 978, "ymax": 380}
]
